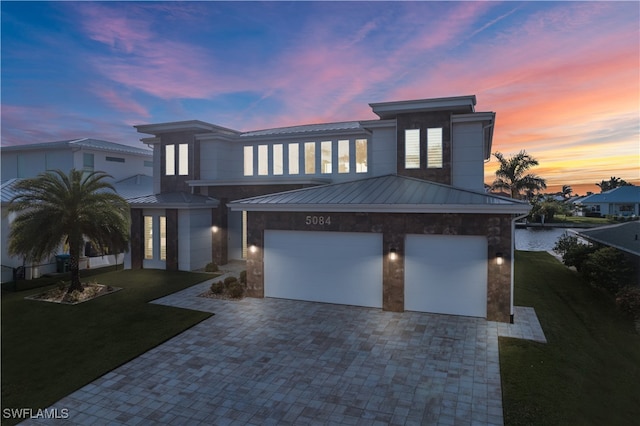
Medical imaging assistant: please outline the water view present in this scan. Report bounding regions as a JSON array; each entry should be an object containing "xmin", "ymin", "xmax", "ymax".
[{"xmin": 515, "ymin": 227, "xmax": 573, "ymax": 252}]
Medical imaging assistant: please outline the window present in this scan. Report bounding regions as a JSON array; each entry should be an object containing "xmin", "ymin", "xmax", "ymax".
[
  {"xmin": 144, "ymin": 216, "xmax": 153, "ymax": 259},
  {"xmin": 405, "ymin": 129, "xmax": 420, "ymax": 169},
  {"xmin": 258, "ymin": 145, "xmax": 269, "ymax": 176},
  {"xmin": 273, "ymin": 144, "xmax": 283, "ymax": 175},
  {"xmin": 338, "ymin": 140, "xmax": 350, "ymax": 173},
  {"xmin": 165, "ymin": 145, "xmax": 175, "ymax": 176},
  {"xmin": 321, "ymin": 141, "xmax": 332, "ymax": 174},
  {"xmin": 178, "ymin": 144, "xmax": 189, "ymax": 175},
  {"xmin": 159, "ymin": 216, "xmax": 167, "ymax": 261},
  {"xmin": 106, "ymin": 156, "xmax": 125, "ymax": 163},
  {"xmin": 83, "ymin": 153, "xmax": 95, "ymax": 172},
  {"xmin": 355, "ymin": 139, "xmax": 368, "ymax": 173},
  {"xmin": 427, "ymin": 128, "xmax": 443, "ymax": 168},
  {"xmin": 243, "ymin": 146, "xmax": 253, "ymax": 176},
  {"xmin": 288, "ymin": 143, "xmax": 299, "ymax": 175},
  {"xmin": 304, "ymin": 142, "xmax": 315, "ymax": 174}
]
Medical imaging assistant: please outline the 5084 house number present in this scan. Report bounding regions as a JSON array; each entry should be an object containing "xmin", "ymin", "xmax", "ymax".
[{"xmin": 305, "ymin": 215, "xmax": 332, "ymax": 225}]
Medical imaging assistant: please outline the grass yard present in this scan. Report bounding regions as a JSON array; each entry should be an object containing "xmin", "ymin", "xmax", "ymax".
[
  {"xmin": 1, "ymin": 269, "xmax": 214, "ymax": 424},
  {"xmin": 550, "ymin": 214, "xmax": 616, "ymax": 225},
  {"xmin": 501, "ymin": 251, "xmax": 640, "ymax": 425}
]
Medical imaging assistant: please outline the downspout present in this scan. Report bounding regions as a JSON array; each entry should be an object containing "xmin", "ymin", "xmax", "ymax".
[{"xmin": 510, "ymin": 212, "xmax": 530, "ymax": 323}]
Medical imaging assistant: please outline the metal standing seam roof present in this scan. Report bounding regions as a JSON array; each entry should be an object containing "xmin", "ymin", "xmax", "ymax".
[
  {"xmin": 1, "ymin": 138, "xmax": 152, "ymax": 157},
  {"xmin": 580, "ymin": 186, "xmax": 640, "ymax": 204},
  {"xmin": 240, "ymin": 121, "xmax": 364, "ymax": 138},
  {"xmin": 572, "ymin": 221, "xmax": 640, "ymax": 256},
  {"xmin": 127, "ymin": 192, "xmax": 219, "ymax": 208},
  {"xmin": 0, "ymin": 178, "xmax": 22, "ymax": 203},
  {"xmin": 229, "ymin": 174, "xmax": 531, "ymax": 214}
]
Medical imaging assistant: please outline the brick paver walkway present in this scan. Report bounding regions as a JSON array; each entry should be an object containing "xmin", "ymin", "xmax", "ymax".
[{"xmin": 22, "ymin": 271, "xmax": 545, "ymax": 425}]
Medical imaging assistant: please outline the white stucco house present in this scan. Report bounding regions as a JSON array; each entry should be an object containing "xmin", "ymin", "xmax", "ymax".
[
  {"xmin": 579, "ymin": 186, "xmax": 640, "ymax": 218},
  {"xmin": 1, "ymin": 138, "xmax": 153, "ymax": 282},
  {"xmin": 132, "ymin": 95, "xmax": 530, "ymax": 323}
]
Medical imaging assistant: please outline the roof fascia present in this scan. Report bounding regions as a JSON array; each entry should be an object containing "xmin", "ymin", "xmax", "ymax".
[
  {"xmin": 239, "ymin": 128, "xmax": 370, "ymax": 143},
  {"xmin": 229, "ymin": 202, "xmax": 531, "ymax": 214},
  {"xmin": 134, "ymin": 120, "xmax": 240, "ymax": 136},
  {"xmin": 187, "ymin": 178, "xmax": 331, "ymax": 187},
  {"xmin": 369, "ymin": 96, "xmax": 476, "ymax": 119}
]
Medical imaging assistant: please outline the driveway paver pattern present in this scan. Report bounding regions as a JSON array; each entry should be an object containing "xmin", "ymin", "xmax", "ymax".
[{"xmin": 23, "ymin": 274, "xmax": 545, "ymax": 426}]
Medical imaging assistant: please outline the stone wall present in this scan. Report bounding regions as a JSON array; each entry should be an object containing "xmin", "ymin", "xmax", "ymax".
[{"xmin": 245, "ymin": 211, "xmax": 514, "ymax": 322}]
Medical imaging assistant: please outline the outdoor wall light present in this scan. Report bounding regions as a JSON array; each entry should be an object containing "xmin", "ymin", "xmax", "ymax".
[
  {"xmin": 389, "ymin": 248, "xmax": 398, "ymax": 261},
  {"xmin": 249, "ymin": 245, "xmax": 257, "ymax": 254},
  {"xmin": 496, "ymin": 252, "xmax": 504, "ymax": 266},
  {"xmin": 212, "ymin": 226, "xmax": 219, "ymax": 233}
]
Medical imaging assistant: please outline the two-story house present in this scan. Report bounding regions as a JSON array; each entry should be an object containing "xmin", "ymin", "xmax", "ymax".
[
  {"xmin": 133, "ymin": 95, "xmax": 530, "ymax": 323},
  {"xmin": 1, "ymin": 138, "xmax": 153, "ymax": 282}
]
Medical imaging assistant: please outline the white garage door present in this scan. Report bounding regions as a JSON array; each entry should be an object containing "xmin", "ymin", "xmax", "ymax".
[
  {"xmin": 264, "ymin": 230, "xmax": 383, "ymax": 308},
  {"xmin": 405, "ymin": 234, "xmax": 487, "ymax": 317}
]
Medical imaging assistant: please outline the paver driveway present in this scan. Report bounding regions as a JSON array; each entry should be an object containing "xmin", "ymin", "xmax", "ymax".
[{"xmin": 24, "ymin": 278, "xmax": 545, "ymax": 426}]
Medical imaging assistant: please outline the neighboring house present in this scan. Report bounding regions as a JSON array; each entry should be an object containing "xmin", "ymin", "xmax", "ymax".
[
  {"xmin": 1, "ymin": 139, "xmax": 153, "ymax": 282},
  {"xmin": 133, "ymin": 95, "xmax": 530, "ymax": 323},
  {"xmin": 579, "ymin": 186, "xmax": 640, "ymax": 217}
]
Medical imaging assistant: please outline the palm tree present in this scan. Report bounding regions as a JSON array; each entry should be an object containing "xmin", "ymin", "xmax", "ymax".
[
  {"xmin": 596, "ymin": 176, "xmax": 631, "ymax": 193},
  {"xmin": 561, "ymin": 185, "xmax": 573, "ymax": 199},
  {"xmin": 491, "ymin": 150, "xmax": 547, "ymax": 199},
  {"xmin": 8, "ymin": 169, "xmax": 130, "ymax": 292}
]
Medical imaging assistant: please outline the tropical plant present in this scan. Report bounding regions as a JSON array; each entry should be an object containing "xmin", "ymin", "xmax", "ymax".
[
  {"xmin": 561, "ymin": 185, "xmax": 573, "ymax": 198},
  {"xmin": 596, "ymin": 176, "xmax": 632, "ymax": 193},
  {"xmin": 8, "ymin": 169, "xmax": 130, "ymax": 293},
  {"xmin": 528, "ymin": 195, "xmax": 564, "ymax": 223},
  {"xmin": 491, "ymin": 150, "xmax": 547, "ymax": 199}
]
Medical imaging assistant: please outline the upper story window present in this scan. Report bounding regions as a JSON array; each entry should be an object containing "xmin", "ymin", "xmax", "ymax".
[
  {"xmin": 427, "ymin": 128, "xmax": 443, "ymax": 168},
  {"xmin": 355, "ymin": 139, "xmax": 367, "ymax": 173},
  {"xmin": 83, "ymin": 153, "xmax": 95, "ymax": 172},
  {"xmin": 321, "ymin": 141, "xmax": 332, "ymax": 174},
  {"xmin": 273, "ymin": 144, "xmax": 283, "ymax": 175},
  {"xmin": 258, "ymin": 145, "xmax": 269, "ymax": 176},
  {"xmin": 106, "ymin": 156, "xmax": 125, "ymax": 163},
  {"xmin": 165, "ymin": 145, "xmax": 175, "ymax": 175},
  {"xmin": 165, "ymin": 144, "xmax": 189, "ymax": 176},
  {"xmin": 243, "ymin": 146, "xmax": 253, "ymax": 176},
  {"xmin": 405, "ymin": 129, "xmax": 420, "ymax": 169},
  {"xmin": 304, "ymin": 142, "xmax": 315, "ymax": 174},
  {"xmin": 178, "ymin": 144, "xmax": 189, "ymax": 175},
  {"xmin": 338, "ymin": 140, "xmax": 349, "ymax": 173},
  {"xmin": 288, "ymin": 143, "xmax": 299, "ymax": 175}
]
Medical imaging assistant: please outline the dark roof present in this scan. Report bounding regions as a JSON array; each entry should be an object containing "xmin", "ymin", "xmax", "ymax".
[
  {"xmin": 1, "ymin": 138, "xmax": 152, "ymax": 157},
  {"xmin": 127, "ymin": 192, "xmax": 219, "ymax": 209},
  {"xmin": 573, "ymin": 221, "xmax": 640, "ymax": 256},
  {"xmin": 229, "ymin": 174, "xmax": 530, "ymax": 214}
]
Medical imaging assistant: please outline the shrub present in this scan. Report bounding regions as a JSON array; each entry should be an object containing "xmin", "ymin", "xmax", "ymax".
[
  {"xmin": 227, "ymin": 281, "xmax": 244, "ymax": 299},
  {"xmin": 223, "ymin": 276, "xmax": 238, "ymax": 288},
  {"xmin": 205, "ymin": 262, "xmax": 219, "ymax": 272},
  {"xmin": 210, "ymin": 281, "xmax": 224, "ymax": 294},
  {"xmin": 239, "ymin": 270, "xmax": 247, "ymax": 285},
  {"xmin": 581, "ymin": 247, "xmax": 634, "ymax": 294},
  {"xmin": 553, "ymin": 234, "xmax": 597, "ymax": 271},
  {"xmin": 616, "ymin": 287, "xmax": 640, "ymax": 319}
]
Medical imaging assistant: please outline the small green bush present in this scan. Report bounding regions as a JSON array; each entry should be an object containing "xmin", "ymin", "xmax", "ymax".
[
  {"xmin": 205, "ymin": 262, "xmax": 219, "ymax": 272},
  {"xmin": 616, "ymin": 287, "xmax": 640, "ymax": 319},
  {"xmin": 553, "ymin": 234, "xmax": 597, "ymax": 271},
  {"xmin": 223, "ymin": 276, "xmax": 238, "ymax": 288},
  {"xmin": 210, "ymin": 281, "xmax": 224, "ymax": 294},
  {"xmin": 227, "ymin": 281, "xmax": 244, "ymax": 299},
  {"xmin": 239, "ymin": 270, "xmax": 247, "ymax": 285},
  {"xmin": 581, "ymin": 247, "xmax": 634, "ymax": 294}
]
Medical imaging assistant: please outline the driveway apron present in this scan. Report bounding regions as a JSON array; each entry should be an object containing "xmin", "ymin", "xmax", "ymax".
[{"xmin": 22, "ymin": 278, "xmax": 545, "ymax": 426}]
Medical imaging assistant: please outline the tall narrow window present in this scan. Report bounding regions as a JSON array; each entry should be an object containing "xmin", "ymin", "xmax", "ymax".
[
  {"xmin": 83, "ymin": 153, "xmax": 95, "ymax": 173},
  {"xmin": 427, "ymin": 128, "xmax": 443, "ymax": 168},
  {"xmin": 178, "ymin": 144, "xmax": 189, "ymax": 175},
  {"xmin": 144, "ymin": 216, "xmax": 153, "ymax": 259},
  {"xmin": 243, "ymin": 146, "xmax": 253, "ymax": 176},
  {"xmin": 304, "ymin": 142, "xmax": 315, "ymax": 174},
  {"xmin": 165, "ymin": 145, "xmax": 175, "ymax": 176},
  {"xmin": 321, "ymin": 141, "xmax": 332, "ymax": 174},
  {"xmin": 288, "ymin": 143, "xmax": 299, "ymax": 175},
  {"xmin": 338, "ymin": 140, "xmax": 350, "ymax": 173},
  {"xmin": 258, "ymin": 145, "xmax": 269, "ymax": 176},
  {"xmin": 405, "ymin": 129, "xmax": 420, "ymax": 169},
  {"xmin": 159, "ymin": 216, "xmax": 167, "ymax": 260},
  {"xmin": 273, "ymin": 144, "xmax": 283, "ymax": 175},
  {"xmin": 355, "ymin": 139, "xmax": 368, "ymax": 173}
]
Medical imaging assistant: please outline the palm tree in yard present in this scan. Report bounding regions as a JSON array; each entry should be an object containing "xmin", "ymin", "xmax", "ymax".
[
  {"xmin": 8, "ymin": 169, "xmax": 130, "ymax": 293},
  {"xmin": 491, "ymin": 150, "xmax": 547, "ymax": 199}
]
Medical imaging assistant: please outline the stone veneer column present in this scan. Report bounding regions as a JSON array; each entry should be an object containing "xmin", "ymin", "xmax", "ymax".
[
  {"xmin": 383, "ymin": 230, "xmax": 404, "ymax": 312},
  {"xmin": 245, "ymin": 212, "xmax": 265, "ymax": 298},
  {"xmin": 485, "ymin": 216, "xmax": 513, "ymax": 323},
  {"xmin": 130, "ymin": 209, "xmax": 143, "ymax": 270},
  {"xmin": 165, "ymin": 209, "xmax": 179, "ymax": 271},
  {"xmin": 211, "ymin": 202, "xmax": 228, "ymax": 266}
]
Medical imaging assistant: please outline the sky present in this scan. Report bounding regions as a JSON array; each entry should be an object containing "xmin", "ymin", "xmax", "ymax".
[{"xmin": 1, "ymin": 1, "xmax": 638, "ymax": 195}]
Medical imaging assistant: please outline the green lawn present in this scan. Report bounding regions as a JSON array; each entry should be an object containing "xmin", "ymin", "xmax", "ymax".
[
  {"xmin": 550, "ymin": 214, "xmax": 616, "ymax": 225},
  {"xmin": 1, "ymin": 269, "xmax": 214, "ymax": 423},
  {"xmin": 501, "ymin": 251, "xmax": 640, "ymax": 425}
]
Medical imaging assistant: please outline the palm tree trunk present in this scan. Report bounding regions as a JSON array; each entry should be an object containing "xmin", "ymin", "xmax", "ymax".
[{"xmin": 68, "ymin": 238, "xmax": 83, "ymax": 293}]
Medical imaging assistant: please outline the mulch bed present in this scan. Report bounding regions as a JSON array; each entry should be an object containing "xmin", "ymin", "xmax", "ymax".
[{"xmin": 25, "ymin": 283, "xmax": 122, "ymax": 305}]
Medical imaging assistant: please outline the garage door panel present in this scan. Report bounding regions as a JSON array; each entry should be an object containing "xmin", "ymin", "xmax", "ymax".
[
  {"xmin": 405, "ymin": 234, "xmax": 487, "ymax": 317},
  {"xmin": 264, "ymin": 230, "xmax": 383, "ymax": 308}
]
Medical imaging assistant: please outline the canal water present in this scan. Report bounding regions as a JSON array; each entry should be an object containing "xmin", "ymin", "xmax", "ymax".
[{"xmin": 515, "ymin": 227, "xmax": 573, "ymax": 252}]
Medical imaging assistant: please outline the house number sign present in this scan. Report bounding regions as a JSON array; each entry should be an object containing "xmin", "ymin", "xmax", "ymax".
[{"xmin": 305, "ymin": 215, "xmax": 332, "ymax": 225}]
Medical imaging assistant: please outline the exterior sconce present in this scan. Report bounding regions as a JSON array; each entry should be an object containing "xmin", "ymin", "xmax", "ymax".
[
  {"xmin": 389, "ymin": 248, "xmax": 397, "ymax": 261},
  {"xmin": 212, "ymin": 226, "xmax": 219, "ymax": 233},
  {"xmin": 496, "ymin": 252, "xmax": 504, "ymax": 266},
  {"xmin": 249, "ymin": 245, "xmax": 257, "ymax": 254}
]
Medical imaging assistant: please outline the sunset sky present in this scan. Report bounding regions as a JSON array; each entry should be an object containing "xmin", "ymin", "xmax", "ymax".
[{"xmin": 2, "ymin": 1, "xmax": 638, "ymax": 195}]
